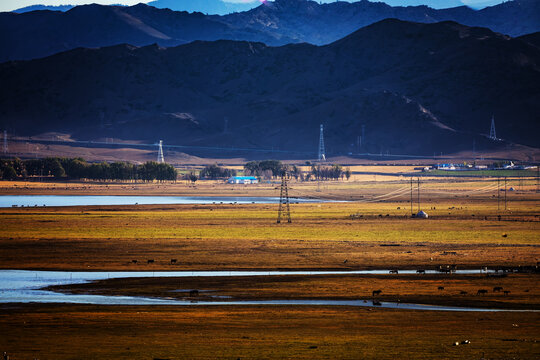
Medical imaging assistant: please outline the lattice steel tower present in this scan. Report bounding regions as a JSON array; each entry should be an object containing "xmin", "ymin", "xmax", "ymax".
[
  {"xmin": 157, "ymin": 140, "xmax": 165, "ymax": 163},
  {"xmin": 489, "ymin": 116, "xmax": 497, "ymax": 140},
  {"xmin": 318, "ymin": 124, "xmax": 326, "ymax": 161},
  {"xmin": 277, "ymin": 172, "xmax": 291, "ymax": 223}
]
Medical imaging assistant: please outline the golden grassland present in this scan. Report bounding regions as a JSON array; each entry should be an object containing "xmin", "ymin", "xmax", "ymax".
[
  {"xmin": 0, "ymin": 176, "xmax": 539, "ymax": 359},
  {"xmin": 0, "ymin": 305, "xmax": 539, "ymax": 360},
  {"xmin": 0, "ymin": 200, "xmax": 539, "ymax": 271}
]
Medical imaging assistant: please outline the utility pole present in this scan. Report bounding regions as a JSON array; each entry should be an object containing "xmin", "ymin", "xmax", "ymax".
[
  {"xmin": 497, "ymin": 177, "xmax": 500, "ymax": 211},
  {"xmin": 317, "ymin": 163, "xmax": 321, "ymax": 192},
  {"xmin": 157, "ymin": 140, "xmax": 165, "ymax": 163},
  {"xmin": 410, "ymin": 177, "xmax": 413, "ymax": 216},
  {"xmin": 277, "ymin": 172, "xmax": 291, "ymax": 224},
  {"xmin": 535, "ymin": 166, "xmax": 540, "ymax": 193},
  {"xmin": 417, "ymin": 177, "xmax": 420, "ymax": 212},
  {"xmin": 504, "ymin": 177, "xmax": 507, "ymax": 211}
]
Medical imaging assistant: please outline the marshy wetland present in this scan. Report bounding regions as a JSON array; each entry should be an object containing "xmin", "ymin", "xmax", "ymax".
[{"xmin": 0, "ymin": 176, "xmax": 538, "ymax": 359}]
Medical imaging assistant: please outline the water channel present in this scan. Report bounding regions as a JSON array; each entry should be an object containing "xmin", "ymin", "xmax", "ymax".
[{"xmin": 1, "ymin": 270, "xmax": 535, "ymax": 312}]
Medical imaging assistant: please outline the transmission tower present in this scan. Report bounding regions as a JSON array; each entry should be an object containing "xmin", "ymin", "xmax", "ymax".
[
  {"xmin": 489, "ymin": 116, "xmax": 497, "ymax": 140},
  {"xmin": 277, "ymin": 172, "xmax": 291, "ymax": 224},
  {"xmin": 318, "ymin": 124, "xmax": 326, "ymax": 161},
  {"xmin": 3, "ymin": 130, "xmax": 7, "ymax": 154},
  {"xmin": 157, "ymin": 140, "xmax": 165, "ymax": 163}
]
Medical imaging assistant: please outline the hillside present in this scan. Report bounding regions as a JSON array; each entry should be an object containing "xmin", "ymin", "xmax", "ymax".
[
  {"xmin": 1, "ymin": 19, "xmax": 538, "ymax": 157},
  {"xmin": 1, "ymin": 0, "xmax": 539, "ymax": 62}
]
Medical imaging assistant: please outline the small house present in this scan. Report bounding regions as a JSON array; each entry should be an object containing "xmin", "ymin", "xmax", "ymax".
[{"xmin": 227, "ymin": 176, "xmax": 259, "ymax": 184}]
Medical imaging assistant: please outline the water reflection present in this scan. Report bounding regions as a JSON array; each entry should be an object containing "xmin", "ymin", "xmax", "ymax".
[{"xmin": 1, "ymin": 270, "xmax": 535, "ymax": 312}]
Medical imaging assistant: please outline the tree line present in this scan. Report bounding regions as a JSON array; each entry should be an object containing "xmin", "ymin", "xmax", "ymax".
[{"xmin": 0, "ymin": 157, "xmax": 177, "ymax": 181}]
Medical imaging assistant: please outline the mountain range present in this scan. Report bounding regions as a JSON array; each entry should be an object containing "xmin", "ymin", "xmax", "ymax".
[
  {"xmin": 11, "ymin": 1, "xmax": 508, "ymax": 15},
  {"xmin": 1, "ymin": 19, "xmax": 538, "ymax": 156},
  {"xmin": 1, "ymin": 0, "xmax": 539, "ymax": 62}
]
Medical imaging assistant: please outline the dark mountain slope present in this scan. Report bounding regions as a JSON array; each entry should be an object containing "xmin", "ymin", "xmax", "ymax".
[
  {"xmin": 13, "ymin": 5, "xmax": 75, "ymax": 13},
  {"xmin": 1, "ymin": 0, "xmax": 539, "ymax": 62},
  {"xmin": 220, "ymin": 0, "xmax": 540, "ymax": 44},
  {"xmin": 0, "ymin": 4, "xmax": 284, "ymax": 62},
  {"xmin": 518, "ymin": 32, "xmax": 540, "ymax": 48},
  {"xmin": 0, "ymin": 20, "xmax": 538, "ymax": 156}
]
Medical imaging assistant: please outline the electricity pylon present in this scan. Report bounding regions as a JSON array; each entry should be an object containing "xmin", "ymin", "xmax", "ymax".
[
  {"xmin": 277, "ymin": 172, "xmax": 291, "ymax": 224},
  {"xmin": 489, "ymin": 116, "xmax": 497, "ymax": 140},
  {"xmin": 157, "ymin": 140, "xmax": 165, "ymax": 163}
]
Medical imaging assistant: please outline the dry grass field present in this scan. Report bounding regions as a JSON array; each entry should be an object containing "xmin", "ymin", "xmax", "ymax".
[{"xmin": 0, "ymin": 305, "xmax": 538, "ymax": 360}]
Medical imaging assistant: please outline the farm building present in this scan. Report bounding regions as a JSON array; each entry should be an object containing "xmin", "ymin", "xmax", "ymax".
[{"xmin": 227, "ymin": 176, "xmax": 259, "ymax": 184}]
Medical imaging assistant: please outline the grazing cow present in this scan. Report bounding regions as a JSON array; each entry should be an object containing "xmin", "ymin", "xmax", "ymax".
[
  {"xmin": 477, "ymin": 289, "xmax": 488, "ymax": 296},
  {"xmin": 389, "ymin": 269, "xmax": 398, "ymax": 274},
  {"xmin": 189, "ymin": 290, "xmax": 199, "ymax": 297},
  {"xmin": 460, "ymin": 291, "xmax": 468, "ymax": 295},
  {"xmin": 147, "ymin": 259, "xmax": 154, "ymax": 264},
  {"xmin": 493, "ymin": 286, "xmax": 503, "ymax": 292},
  {"xmin": 503, "ymin": 290, "xmax": 510, "ymax": 296},
  {"xmin": 416, "ymin": 269, "xmax": 425, "ymax": 274},
  {"xmin": 131, "ymin": 259, "xmax": 138, "ymax": 264},
  {"xmin": 372, "ymin": 289, "xmax": 382, "ymax": 296},
  {"xmin": 438, "ymin": 286, "xmax": 445, "ymax": 291},
  {"xmin": 170, "ymin": 259, "xmax": 177, "ymax": 265},
  {"xmin": 343, "ymin": 259, "xmax": 348, "ymax": 264}
]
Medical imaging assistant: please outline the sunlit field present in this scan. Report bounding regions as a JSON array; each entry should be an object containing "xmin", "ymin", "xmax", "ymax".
[{"xmin": 0, "ymin": 174, "xmax": 538, "ymax": 359}]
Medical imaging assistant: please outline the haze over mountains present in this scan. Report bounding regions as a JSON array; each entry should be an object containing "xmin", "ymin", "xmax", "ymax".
[
  {"xmin": 1, "ymin": 19, "xmax": 539, "ymax": 156},
  {"xmin": 2, "ymin": 0, "xmax": 539, "ymax": 62}
]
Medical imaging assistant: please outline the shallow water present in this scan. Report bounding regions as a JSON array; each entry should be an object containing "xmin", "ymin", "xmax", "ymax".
[
  {"xmin": 1, "ymin": 270, "xmax": 535, "ymax": 312},
  {"xmin": 0, "ymin": 195, "xmax": 321, "ymax": 208}
]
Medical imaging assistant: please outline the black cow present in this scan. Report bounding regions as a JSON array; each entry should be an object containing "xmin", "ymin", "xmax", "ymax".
[{"xmin": 372, "ymin": 289, "xmax": 382, "ymax": 296}]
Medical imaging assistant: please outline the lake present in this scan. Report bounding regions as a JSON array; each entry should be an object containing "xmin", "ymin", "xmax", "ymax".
[{"xmin": 0, "ymin": 195, "xmax": 319, "ymax": 208}]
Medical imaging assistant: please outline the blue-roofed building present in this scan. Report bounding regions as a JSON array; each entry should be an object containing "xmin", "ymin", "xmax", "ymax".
[{"xmin": 227, "ymin": 176, "xmax": 259, "ymax": 184}]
